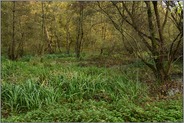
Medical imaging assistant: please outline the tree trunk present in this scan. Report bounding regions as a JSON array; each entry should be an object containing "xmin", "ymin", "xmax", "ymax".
[
  {"xmin": 41, "ymin": 2, "xmax": 45, "ymax": 55},
  {"xmin": 17, "ymin": 32, "xmax": 24, "ymax": 58},
  {"xmin": 8, "ymin": 1, "xmax": 16, "ymax": 60},
  {"xmin": 75, "ymin": 2, "xmax": 84, "ymax": 59},
  {"xmin": 55, "ymin": 34, "xmax": 62, "ymax": 53},
  {"xmin": 66, "ymin": 23, "xmax": 70, "ymax": 54}
]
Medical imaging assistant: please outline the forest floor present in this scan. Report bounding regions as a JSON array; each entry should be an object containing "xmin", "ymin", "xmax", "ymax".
[{"xmin": 1, "ymin": 54, "xmax": 183, "ymax": 122}]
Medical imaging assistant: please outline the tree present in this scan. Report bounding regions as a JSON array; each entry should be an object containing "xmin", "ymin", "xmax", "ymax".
[
  {"xmin": 8, "ymin": 1, "xmax": 16, "ymax": 60},
  {"xmin": 75, "ymin": 2, "xmax": 84, "ymax": 59},
  {"xmin": 98, "ymin": 1, "xmax": 183, "ymax": 83}
]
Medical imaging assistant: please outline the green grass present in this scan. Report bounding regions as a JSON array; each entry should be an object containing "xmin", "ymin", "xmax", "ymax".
[
  {"xmin": 1, "ymin": 54, "xmax": 183, "ymax": 122},
  {"xmin": 2, "ymin": 79, "xmax": 61, "ymax": 112},
  {"xmin": 2, "ymin": 99, "xmax": 182, "ymax": 122}
]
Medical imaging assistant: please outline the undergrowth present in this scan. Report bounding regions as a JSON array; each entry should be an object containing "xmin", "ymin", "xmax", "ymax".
[{"xmin": 1, "ymin": 55, "xmax": 183, "ymax": 122}]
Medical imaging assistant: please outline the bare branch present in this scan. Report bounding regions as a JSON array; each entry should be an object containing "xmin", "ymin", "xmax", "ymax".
[
  {"xmin": 169, "ymin": 32, "xmax": 182, "ymax": 59},
  {"xmin": 137, "ymin": 53, "xmax": 156, "ymax": 72},
  {"xmin": 145, "ymin": 1, "xmax": 157, "ymax": 50},
  {"xmin": 97, "ymin": 2, "xmax": 122, "ymax": 34},
  {"xmin": 111, "ymin": 2, "xmax": 133, "ymax": 26},
  {"xmin": 152, "ymin": 1, "xmax": 164, "ymax": 48},
  {"xmin": 121, "ymin": 1, "xmax": 160, "ymax": 42},
  {"xmin": 172, "ymin": 34, "xmax": 183, "ymax": 60},
  {"xmin": 162, "ymin": 3, "xmax": 169, "ymax": 31}
]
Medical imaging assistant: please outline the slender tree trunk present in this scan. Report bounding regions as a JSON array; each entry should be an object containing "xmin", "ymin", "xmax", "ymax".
[
  {"xmin": 44, "ymin": 27, "xmax": 53, "ymax": 54},
  {"xmin": 66, "ymin": 23, "xmax": 70, "ymax": 54},
  {"xmin": 17, "ymin": 32, "xmax": 24, "ymax": 57},
  {"xmin": 9, "ymin": 1, "xmax": 16, "ymax": 60},
  {"xmin": 55, "ymin": 33, "xmax": 62, "ymax": 53},
  {"xmin": 75, "ymin": 2, "xmax": 84, "ymax": 59},
  {"xmin": 41, "ymin": 2, "xmax": 45, "ymax": 55}
]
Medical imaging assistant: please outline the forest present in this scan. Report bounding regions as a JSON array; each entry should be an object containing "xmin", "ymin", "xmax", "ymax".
[{"xmin": 1, "ymin": 1, "xmax": 183, "ymax": 122}]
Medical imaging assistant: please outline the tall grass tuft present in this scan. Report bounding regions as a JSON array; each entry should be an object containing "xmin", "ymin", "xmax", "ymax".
[{"xmin": 2, "ymin": 79, "xmax": 61, "ymax": 112}]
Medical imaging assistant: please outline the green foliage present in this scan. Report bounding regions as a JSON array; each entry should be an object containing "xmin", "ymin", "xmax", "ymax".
[
  {"xmin": 2, "ymin": 56, "xmax": 147, "ymax": 112},
  {"xmin": 45, "ymin": 53, "xmax": 76, "ymax": 59},
  {"xmin": 19, "ymin": 55, "xmax": 33, "ymax": 62},
  {"xmin": 2, "ymin": 99, "xmax": 182, "ymax": 122},
  {"xmin": 1, "ymin": 56, "xmax": 182, "ymax": 122},
  {"xmin": 2, "ymin": 79, "xmax": 61, "ymax": 112}
]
